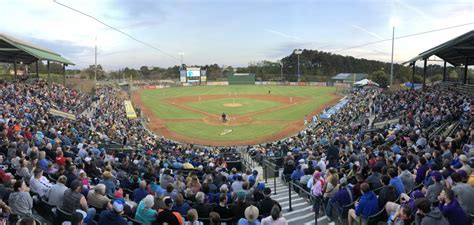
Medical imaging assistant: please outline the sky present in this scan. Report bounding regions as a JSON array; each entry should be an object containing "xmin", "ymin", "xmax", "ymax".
[{"xmin": 0, "ymin": 0, "xmax": 473, "ymax": 70}]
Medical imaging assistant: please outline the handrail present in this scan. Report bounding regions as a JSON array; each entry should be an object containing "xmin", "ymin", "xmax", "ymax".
[
  {"xmin": 261, "ymin": 159, "xmax": 279, "ymax": 195},
  {"xmin": 288, "ymin": 180, "xmax": 319, "ymax": 224}
]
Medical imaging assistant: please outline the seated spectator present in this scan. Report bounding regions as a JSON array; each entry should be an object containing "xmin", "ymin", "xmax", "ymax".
[
  {"xmin": 133, "ymin": 180, "xmax": 148, "ymax": 204},
  {"xmin": 238, "ymin": 205, "xmax": 261, "ymax": 225},
  {"xmin": 135, "ymin": 195, "xmax": 157, "ymax": 225},
  {"xmin": 261, "ymin": 205, "xmax": 287, "ymax": 225},
  {"xmin": 257, "ymin": 188, "xmax": 281, "ymax": 218},
  {"xmin": 209, "ymin": 212, "xmax": 221, "ymax": 225},
  {"xmin": 173, "ymin": 193, "xmax": 191, "ymax": 216},
  {"xmin": 61, "ymin": 180, "xmax": 96, "ymax": 225},
  {"xmin": 163, "ymin": 183, "xmax": 178, "ymax": 202},
  {"xmin": 387, "ymin": 205, "xmax": 413, "ymax": 225},
  {"xmin": 398, "ymin": 163, "xmax": 415, "ymax": 193},
  {"xmin": 451, "ymin": 171, "xmax": 474, "ymax": 215},
  {"xmin": 8, "ymin": 180, "xmax": 33, "ymax": 217},
  {"xmin": 438, "ymin": 188, "xmax": 470, "ymax": 225},
  {"xmin": 17, "ymin": 217, "xmax": 36, "ymax": 225},
  {"xmin": 378, "ymin": 175, "xmax": 398, "ymax": 210},
  {"xmin": 193, "ymin": 192, "xmax": 211, "ymax": 219},
  {"xmin": 48, "ymin": 175, "xmax": 68, "ymax": 207},
  {"xmin": 388, "ymin": 168, "xmax": 405, "ymax": 197},
  {"xmin": 98, "ymin": 199, "xmax": 128, "ymax": 225},
  {"xmin": 29, "ymin": 168, "xmax": 52, "ymax": 198},
  {"xmin": 212, "ymin": 193, "xmax": 232, "ymax": 219},
  {"xmin": 185, "ymin": 209, "xmax": 203, "ymax": 225},
  {"xmin": 100, "ymin": 171, "xmax": 116, "ymax": 197},
  {"xmin": 415, "ymin": 198, "xmax": 449, "ymax": 225},
  {"xmin": 424, "ymin": 171, "xmax": 443, "ymax": 204},
  {"xmin": 232, "ymin": 191, "xmax": 251, "ymax": 222},
  {"xmin": 327, "ymin": 179, "xmax": 354, "ymax": 218},
  {"xmin": 155, "ymin": 197, "xmax": 184, "ymax": 225},
  {"xmin": 367, "ymin": 165, "xmax": 383, "ymax": 191},
  {"xmin": 87, "ymin": 184, "xmax": 111, "ymax": 209},
  {"xmin": 348, "ymin": 183, "xmax": 379, "ymax": 225},
  {"xmin": 385, "ymin": 190, "xmax": 425, "ymax": 218}
]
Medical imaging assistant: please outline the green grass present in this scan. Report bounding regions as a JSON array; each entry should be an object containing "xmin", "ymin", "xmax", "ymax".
[
  {"xmin": 253, "ymin": 96, "xmax": 336, "ymax": 120},
  {"xmin": 185, "ymin": 98, "xmax": 282, "ymax": 115},
  {"xmin": 165, "ymin": 122, "xmax": 286, "ymax": 141}
]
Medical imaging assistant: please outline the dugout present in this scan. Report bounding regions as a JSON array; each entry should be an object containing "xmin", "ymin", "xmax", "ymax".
[{"xmin": 227, "ymin": 73, "xmax": 255, "ymax": 85}]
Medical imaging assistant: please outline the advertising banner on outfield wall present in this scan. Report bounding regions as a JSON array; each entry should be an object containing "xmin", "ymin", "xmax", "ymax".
[
  {"xmin": 206, "ymin": 81, "xmax": 229, "ymax": 86},
  {"xmin": 309, "ymin": 82, "xmax": 327, "ymax": 86},
  {"xmin": 124, "ymin": 100, "xmax": 137, "ymax": 119}
]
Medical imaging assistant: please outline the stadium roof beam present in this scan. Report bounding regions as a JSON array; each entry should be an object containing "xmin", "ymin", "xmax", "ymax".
[
  {"xmin": 403, "ymin": 30, "xmax": 474, "ymax": 86},
  {"xmin": 0, "ymin": 33, "xmax": 74, "ymax": 84}
]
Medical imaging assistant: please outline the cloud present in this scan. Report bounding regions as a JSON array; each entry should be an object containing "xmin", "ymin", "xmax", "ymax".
[
  {"xmin": 395, "ymin": 0, "xmax": 434, "ymax": 20},
  {"xmin": 264, "ymin": 29, "xmax": 301, "ymax": 41},
  {"xmin": 351, "ymin": 25, "xmax": 383, "ymax": 39}
]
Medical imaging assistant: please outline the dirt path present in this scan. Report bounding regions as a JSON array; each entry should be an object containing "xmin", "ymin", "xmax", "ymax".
[{"xmin": 132, "ymin": 90, "xmax": 341, "ymax": 146}]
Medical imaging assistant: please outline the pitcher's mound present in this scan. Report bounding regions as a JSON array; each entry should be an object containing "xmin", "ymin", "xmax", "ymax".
[{"xmin": 224, "ymin": 103, "xmax": 242, "ymax": 107}]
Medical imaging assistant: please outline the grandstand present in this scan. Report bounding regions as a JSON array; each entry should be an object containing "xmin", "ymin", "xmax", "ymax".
[{"xmin": 0, "ymin": 20, "xmax": 474, "ymax": 225}]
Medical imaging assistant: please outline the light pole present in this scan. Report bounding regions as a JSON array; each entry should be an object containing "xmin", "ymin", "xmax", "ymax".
[
  {"xmin": 178, "ymin": 52, "xmax": 184, "ymax": 69},
  {"xmin": 390, "ymin": 26, "xmax": 394, "ymax": 87},
  {"xmin": 294, "ymin": 49, "xmax": 303, "ymax": 82},
  {"xmin": 94, "ymin": 37, "xmax": 97, "ymax": 84}
]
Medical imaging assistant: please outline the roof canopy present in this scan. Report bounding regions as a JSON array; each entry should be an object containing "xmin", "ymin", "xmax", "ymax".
[
  {"xmin": 332, "ymin": 73, "xmax": 367, "ymax": 82},
  {"xmin": 403, "ymin": 30, "xmax": 474, "ymax": 66},
  {"xmin": 0, "ymin": 33, "xmax": 74, "ymax": 65}
]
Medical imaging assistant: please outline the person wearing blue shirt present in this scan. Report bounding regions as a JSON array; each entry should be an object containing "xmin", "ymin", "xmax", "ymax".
[
  {"xmin": 388, "ymin": 168, "xmax": 405, "ymax": 197},
  {"xmin": 133, "ymin": 180, "xmax": 149, "ymax": 204},
  {"xmin": 348, "ymin": 183, "xmax": 379, "ymax": 225},
  {"xmin": 290, "ymin": 165, "xmax": 304, "ymax": 182}
]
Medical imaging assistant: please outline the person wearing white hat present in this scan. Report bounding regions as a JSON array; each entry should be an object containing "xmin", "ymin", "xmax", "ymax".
[
  {"xmin": 238, "ymin": 205, "xmax": 261, "ymax": 225},
  {"xmin": 97, "ymin": 199, "xmax": 128, "ymax": 225},
  {"xmin": 135, "ymin": 195, "xmax": 157, "ymax": 225}
]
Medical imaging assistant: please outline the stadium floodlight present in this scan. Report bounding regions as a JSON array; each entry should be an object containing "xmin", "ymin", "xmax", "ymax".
[
  {"xmin": 279, "ymin": 60, "xmax": 284, "ymax": 81},
  {"xmin": 178, "ymin": 52, "xmax": 184, "ymax": 69},
  {"xmin": 294, "ymin": 49, "xmax": 303, "ymax": 82}
]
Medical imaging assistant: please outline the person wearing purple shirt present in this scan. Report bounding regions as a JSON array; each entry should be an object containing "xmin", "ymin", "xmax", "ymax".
[
  {"xmin": 438, "ymin": 188, "xmax": 470, "ymax": 225},
  {"xmin": 415, "ymin": 158, "xmax": 428, "ymax": 185}
]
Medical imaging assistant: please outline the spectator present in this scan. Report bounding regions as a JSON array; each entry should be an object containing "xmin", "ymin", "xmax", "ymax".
[
  {"xmin": 48, "ymin": 175, "xmax": 68, "ymax": 207},
  {"xmin": 232, "ymin": 191, "xmax": 251, "ymax": 222},
  {"xmin": 135, "ymin": 195, "xmax": 157, "ymax": 225},
  {"xmin": 398, "ymin": 163, "xmax": 415, "ymax": 193},
  {"xmin": 172, "ymin": 193, "xmax": 191, "ymax": 217},
  {"xmin": 29, "ymin": 168, "xmax": 52, "ymax": 198},
  {"xmin": 415, "ymin": 198, "xmax": 449, "ymax": 225},
  {"xmin": 367, "ymin": 165, "xmax": 383, "ymax": 191},
  {"xmin": 387, "ymin": 205, "xmax": 414, "ymax": 225},
  {"xmin": 17, "ymin": 217, "xmax": 36, "ymax": 225},
  {"xmin": 193, "ymin": 192, "xmax": 211, "ymax": 219},
  {"xmin": 257, "ymin": 188, "xmax": 281, "ymax": 218},
  {"xmin": 185, "ymin": 209, "xmax": 203, "ymax": 225},
  {"xmin": 378, "ymin": 174, "xmax": 398, "ymax": 212},
  {"xmin": 87, "ymin": 184, "xmax": 111, "ymax": 209},
  {"xmin": 238, "ymin": 205, "xmax": 261, "ymax": 225},
  {"xmin": 310, "ymin": 171, "xmax": 325, "ymax": 215},
  {"xmin": 155, "ymin": 197, "xmax": 184, "ymax": 225},
  {"xmin": 451, "ymin": 172, "xmax": 474, "ymax": 215},
  {"xmin": 457, "ymin": 155, "xmax": 471, "ymax": 175},
  {"xmin": 8, "ymin": 180, "xmax": 33, "ymax": 217},
  {"xmin": 261, "ymin": 205, "xmax": 287, "ymax": 225},
  {"xmin": 98, "ymin": 199, "xmax": 129, "ymax": 225},
  {"xmin": 348, "ymin": 183, "xmax": 379, "ymax": 225},
  {"xmin": 327, "ymin": 179, "xmax": 354, "ymax": 218},
  {"xmin": 61, "ymin": 180, "xmax": 96, "ymax": 225},
  {"xmin": 438, "ymin": 188, "xmax": 470, "ymax": 225},
  {"xmin": 212, "ymin": 193, "xmax": 232, "ymax": 219},
  {"xmin": 133, "ymin": 180, "xmax": 148, "ymax": 204},
  {"xmin": 100, "ymin": 171, "xmax": 116, "ymax": 197},
  {"xmin": 424, "ymin": 171, "xmax": 443, "ymax": 204},
  {"xmin": 209, "ymin": 212, "xmax": 221, "ymax": 225},
  {"xmin": 388, "ymin": 168, "xmax": 405, "ymax": 197}
]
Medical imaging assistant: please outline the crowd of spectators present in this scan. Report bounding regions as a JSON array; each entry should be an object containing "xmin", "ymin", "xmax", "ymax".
[{"xmin": 0, "ymin": 79, "xmax": 472, "ymax": 225}]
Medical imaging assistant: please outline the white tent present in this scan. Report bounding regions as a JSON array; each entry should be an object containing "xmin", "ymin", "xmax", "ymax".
[{"xmin": 353, "ymin": 79, "xmax": 379, "ymax": 86}]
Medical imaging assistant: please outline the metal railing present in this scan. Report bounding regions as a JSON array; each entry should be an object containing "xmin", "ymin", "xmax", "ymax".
[
  {"xmin": 261, "ymin": 159, "xmax": 278, "ymax": 195},
  {"xmin": 287, "ymin": 180, "xmax": 320, "ymax": 224}
]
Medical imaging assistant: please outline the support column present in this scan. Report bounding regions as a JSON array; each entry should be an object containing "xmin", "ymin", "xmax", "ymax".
[
  {"xmin": 63, "ymin": 64, "xmax": 66, "ymax": 85},
  {"xmin": 464, "ymin": 58, "xmax": 468, "ymax": 84},
  {"xmin": 423, "ymin": 59, "xmax": 427, "ymax": 88},
  {"xmin": 411, "ymin": 62, "xmax": 416, "ymax": 90},
  {"xmin": 443, "ymin": 61, "xmax": 447, "ymax": 82},
  {"xmin": 14, "ymin": 57, "xmax": 17, "ymax": 76},
  {"xmin": 35, "ymin": 61, "xmax": 39, "ymax": 79},
  {"xmin": 47, "ymin": 60, "xmax": 50, "ymax": 81}
]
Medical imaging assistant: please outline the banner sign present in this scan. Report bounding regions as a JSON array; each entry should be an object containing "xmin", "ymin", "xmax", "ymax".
[
  {"xmin": 48, "ymin": 109, "xmax": 76, "ymax": 121},
  {"xmin": 124, "ymin": 100, "xmax": 137, "ymax": 119}
]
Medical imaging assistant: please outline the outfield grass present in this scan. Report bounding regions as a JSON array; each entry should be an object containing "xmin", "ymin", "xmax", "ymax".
[
  {"xmin": 165, "ymin": 122, "xmax": 286, "ymax": 141},
  {"xmin": 185, "ymin": 98, "xmax": 282, "ymax": 115}
]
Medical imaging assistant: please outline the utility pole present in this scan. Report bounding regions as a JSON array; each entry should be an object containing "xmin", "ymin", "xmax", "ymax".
[{"xmin": 390, "ymin": 26, "xmax": 395, "ymax": 87}]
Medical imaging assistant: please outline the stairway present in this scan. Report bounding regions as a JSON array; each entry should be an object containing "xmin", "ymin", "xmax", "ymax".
[{"xmin": 263, "ymin": 176, "xmax": 334, "ymax": 225}]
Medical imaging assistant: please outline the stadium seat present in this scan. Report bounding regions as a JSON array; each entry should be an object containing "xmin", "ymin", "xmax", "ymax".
[
  {"xmin": 55, "ymin": 208, "xmax": 74, "ymax": 225},
  {"xmin": 364, "ymin": 208, "xmax": 387, "ymax": 225}
]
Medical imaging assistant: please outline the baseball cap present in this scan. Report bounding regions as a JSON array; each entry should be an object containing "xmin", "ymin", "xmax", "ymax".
[
  {"xmin": 237, "ymin": 190, "xmax": 247, "ymax": 199},
  {"xmin": 113, "ymin": 199, "xmax": 124, "ymax": 213}
]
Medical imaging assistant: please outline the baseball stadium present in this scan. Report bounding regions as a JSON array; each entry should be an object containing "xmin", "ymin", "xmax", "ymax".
[{"xmin": 0, "ymin": 1, "xmax": 474, "ymax": 225}]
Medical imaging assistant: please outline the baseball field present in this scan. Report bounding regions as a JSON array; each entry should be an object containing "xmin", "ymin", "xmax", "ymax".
[{"xmin": 132, "ymin": 85, "xmax": 340, "ymax": 146}]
